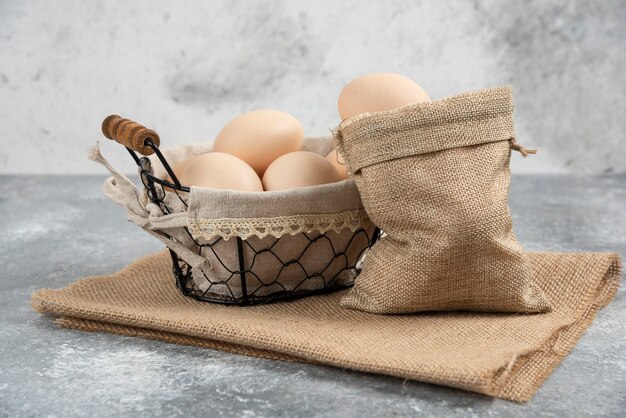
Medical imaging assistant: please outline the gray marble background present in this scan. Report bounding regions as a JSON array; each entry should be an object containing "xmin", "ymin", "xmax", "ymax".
[{"xmin": 1, "ymin": 0, "xmax": 624, "ymax": 174}]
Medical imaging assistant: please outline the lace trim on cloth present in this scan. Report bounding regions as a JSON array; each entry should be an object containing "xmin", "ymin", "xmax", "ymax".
[{"xmin": 188, "ymin": 209, "xmax": 372, "ymax": 240}]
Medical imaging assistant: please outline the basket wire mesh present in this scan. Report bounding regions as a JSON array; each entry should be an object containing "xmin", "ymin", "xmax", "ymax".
[{"xmin": 126, "ymin": 141, "xmax": 380, "ymax": 306}]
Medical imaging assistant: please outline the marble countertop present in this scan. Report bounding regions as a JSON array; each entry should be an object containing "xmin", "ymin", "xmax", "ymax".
[{"xmin": 1, "ymin": 175, "xmax": 624, "ymax": 417}]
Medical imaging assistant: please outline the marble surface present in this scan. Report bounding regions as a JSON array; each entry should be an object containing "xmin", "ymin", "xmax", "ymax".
[
  {"xmin": 0, "ymin": 175, "xmax": 624, "ymax": 417},
  {"xmin": 1, "ymin": 1, "xmax": 625, "ymax": 175}
]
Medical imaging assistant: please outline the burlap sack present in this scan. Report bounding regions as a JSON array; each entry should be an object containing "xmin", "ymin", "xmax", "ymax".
[
  {"xmin": 333, "ymin": 86, "xmax": 550, "ymax": 314},
  {"xmin": 90, "ymin": 137, "xmax": 376, "ymax": 302},
  {"xmin": 32, "ymin": 250, "xmax": 622, "ymax": 402}
]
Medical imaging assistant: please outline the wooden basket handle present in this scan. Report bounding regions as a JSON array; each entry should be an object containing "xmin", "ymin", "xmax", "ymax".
[{"xmin": 101, "ymin": 115, "xmax": 160, "ymax": 155}]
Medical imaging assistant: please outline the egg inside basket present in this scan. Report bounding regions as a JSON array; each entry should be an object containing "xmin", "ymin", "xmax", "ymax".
[{"xmin": 95, "ymin": 135, "xmax": 379, "ymax": 306}]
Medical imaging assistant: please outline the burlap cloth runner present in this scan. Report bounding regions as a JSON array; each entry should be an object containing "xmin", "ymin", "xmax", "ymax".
[{"xmin": 32, "ymin": 250, "xmax": 621, "ymax": 402}]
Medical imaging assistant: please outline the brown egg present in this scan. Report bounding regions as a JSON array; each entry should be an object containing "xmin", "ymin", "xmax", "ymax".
[
  {"xmin": 326, "ymin": 149, "xmax": 348, "ymax": 180},
  {"xmin": 338, "ymin": 73, "xmax": 430, "ymax": 120},
  {"xmin": 263, "ymin": 151, "xmax": 342, "ymax": 191},
  {"xmin": 213, "ymin": 109, "xmax": 304, "ymax": 176},
  {"xmin": 179, "ymin": 152, "xmax": 263, "ymax": 192}
]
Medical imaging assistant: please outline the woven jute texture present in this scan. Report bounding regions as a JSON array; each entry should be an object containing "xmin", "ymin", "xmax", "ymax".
[
  {"xmin": 33, "ymin": 250, "xmax": 621, "ymax": 402},
  {"xmin": 333, "ymin": 85, "xmax": 550, "ymax": 314}
]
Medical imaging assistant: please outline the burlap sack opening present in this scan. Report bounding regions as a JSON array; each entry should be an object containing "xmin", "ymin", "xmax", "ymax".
[
  {"xmin": 90, "ymin": 137, "xmax": 376, "ymax": 301},
  {"xmin": 333, "ymin": 85, "xmax": 551, "ymax": 314}
]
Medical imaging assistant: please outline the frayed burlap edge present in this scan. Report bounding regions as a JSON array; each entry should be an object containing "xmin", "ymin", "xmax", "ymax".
[
  {"xmin": 31, "ymin": 253, "xmax": 622, "ymax": 402},
  {"xmin": 54, "ymin": 317, "xmax": 313, "ymax": 365},
  {"xmin": 493, "ymin": 254, "xmax": 621, "ymax": 400}
]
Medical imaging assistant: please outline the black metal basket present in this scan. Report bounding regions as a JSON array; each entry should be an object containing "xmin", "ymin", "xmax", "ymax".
[{"xmin": 104, "ymin": 116, "xmax": 380, "ymax": 306}]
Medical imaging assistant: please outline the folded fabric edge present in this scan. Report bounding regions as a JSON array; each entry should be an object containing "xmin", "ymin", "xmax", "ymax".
[
  {"xmin": 55, "ymin": 316, "xmax": 311, "ymax": 365},
  {"xmin": 334, "ymin": 86, "xmax": 515, "ymax": 173},
  {"xmin": 32, "ymin": 291, "xmax": 496, "ymax": 398},
  {"xmin": 31, "ymin": 282, "xmax": 497, "ymax": 399},
  {"xmin": 29, "ymin": 251, "xmax": 623, "ymax": 403},
  {"xmin": 491, "ymin": 253, "xmax": 622, "ymax": 402},
  {"xmin": 53, "ymin": 316, "xmax": 500, "ymax": 400}
]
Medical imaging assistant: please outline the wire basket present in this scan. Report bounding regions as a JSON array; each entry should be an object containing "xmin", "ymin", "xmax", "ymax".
[{"xmin": 100, "ymin": 115, "xmax": 380, "ymax": 306}]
